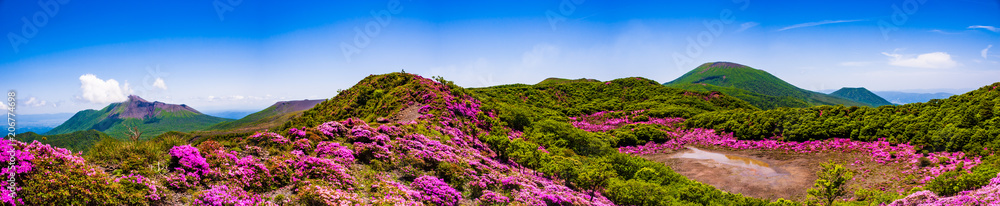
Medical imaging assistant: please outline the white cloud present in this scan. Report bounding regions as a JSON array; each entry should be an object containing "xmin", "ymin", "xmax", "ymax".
[
  {"xmin": 778, "ymin": 19, "xmax": 864, "ymax": 31},
  {"xmin": 982, "ymin": 45, "xmax": 992, "ymax": 59},
  {"xmin": 0, "ymin": 102, "xmax": 7, "ymax": 111},
  {"xmin": 24, "ymin": 97, "xmax": 46, "ymax": 107},
  {"xmin": 152, "ymin": 78, "xmax": 168, "ymax": 90},
  {"xmin": 881, "ymin": 51, "xmax": 959, "ymax": 69},
  {"xmin": 968, "ymin": 25, "xmax": 1000, "ymax": 33},
  {"xmin": 736, "ymin": 22, "xmax": 759, "ymax": 32},
  {"xmin": 79, "ymin": 74, "xmax": 131, "ymax": 104},
  {"xmin": 522, "ymin": 44, "xmax": 560, "ymax": 68}
]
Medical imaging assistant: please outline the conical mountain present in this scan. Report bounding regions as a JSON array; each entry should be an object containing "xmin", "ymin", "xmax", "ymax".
[
  {"xmin": 829, "ymin": 87, "xmax": 893, "ymax": 106},
  {"xmin": 46, "ymin": 95, "xmax": 231, "ymax": 138},
  {"xmin": 664, "ymin": 62, "xmax": 870, "ymax": 109}
]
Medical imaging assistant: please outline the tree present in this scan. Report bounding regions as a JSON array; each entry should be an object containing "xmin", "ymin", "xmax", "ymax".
[
  {"xmin": 807, "ymin": 160, "xmax": 854, "ymax": 206},
  {"xmin": 123, "ymin": 122, "xmax": 143, "ymax": 142}
]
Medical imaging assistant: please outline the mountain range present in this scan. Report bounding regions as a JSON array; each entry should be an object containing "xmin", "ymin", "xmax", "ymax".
[
  {"xmin": 873, "ymin": 91, "xmax": 955, "ymax": 105},
  {"xmin": 45, "ymin": 95, "xmax": 231, "ymax": 139}
]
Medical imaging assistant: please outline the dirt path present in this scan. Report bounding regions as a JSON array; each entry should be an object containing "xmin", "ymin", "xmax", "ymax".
[{"xmin": 642, "ymin": 146, "xmax": 832, "ymax": 201}]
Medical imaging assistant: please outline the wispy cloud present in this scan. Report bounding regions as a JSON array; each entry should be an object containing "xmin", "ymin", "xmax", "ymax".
[
  {"xmin": 930, "ymin": 29, "xmax": 962, "ymax": 35},
  {"xmin": 968, "ymin": 25, "xmax": 1000, "ymax": 33},
  {"xmin": 152, "ymin": 78, "xmax": 168, "ymax": 90},
  {"xmin": 983, "ymin": 45, "xmax": 993, "ymax": 59},
  {"xmin": 736, "ymin": 22, "xmax": 759, "ymax": 32},
  {"xmin": 882, "ymin": 51, "xmax": 959, "ymax": 69},
  {"xmin": 778, "ymin": 19, "xmax": 864, "ymax": 31}
]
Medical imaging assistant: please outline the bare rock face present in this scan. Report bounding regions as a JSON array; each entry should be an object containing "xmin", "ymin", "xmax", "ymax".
[{"xmin": 108, "ymin": 95, "xmax": 202, "ymax": 119}]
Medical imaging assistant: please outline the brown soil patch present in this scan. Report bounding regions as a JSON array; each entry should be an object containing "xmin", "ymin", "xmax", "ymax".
[
  {"xmin": 390, "ymin": 103, "xmax": 423, "ymax": 123},
  {"xmin": 643, "ymin": 146, "xmax": 837, "ymax": 201}
]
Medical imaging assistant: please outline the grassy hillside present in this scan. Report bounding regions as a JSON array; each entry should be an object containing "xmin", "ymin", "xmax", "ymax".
[
  {"xmin": 686, "ymin": 82, "xmax": 1000, "ymax": 155},
  {"xmin": 16, "ymin": 129, "xmax": 110, "ymax": 154},
  {"xmin": 830, "ymin": 87, "xmax": 894, "ymax": 106},
  {"xmin": 664, "ymin": 62, "xmax": 871, "ymax": 108},
  {"xmin": 208, "ymin": 100, "xmax": 323, "ymax": 132}
]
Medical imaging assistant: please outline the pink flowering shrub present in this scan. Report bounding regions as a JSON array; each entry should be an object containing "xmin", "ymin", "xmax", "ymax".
[
  {"xmin": 411, "ymin": 175, "xmax": 462, "ymax": 206},
  {"xmin": 317, "ymin": 121, "xmax": 349, "ymax": 137},
  {"xmin": 167, "ymin": 145, "xmax": 212, "ymax": 190},
  {"xmin": 0, "ymin": 139, "xmax": 33, "ymax": 205},
  {"xmin": 248, "ymin": 131, "xmax": 289, "ymax": 145},
  {"xmin": 193, "ymin": 184, "xmax": 273, "ymax": 206},
  {"xmin": 315, "ymin": 141, "xmax": 354, "ymax": 165},
  {"xmin": 288, "ymin": 127, "xmax": 307, "ymax": 139},
  {"xmin": 888, "ymin": 172, "xmax": 1000, "ymax": 205},
  {"xmin": 477, "ymin": 190, "xmax": 510, "ymax": 204}
]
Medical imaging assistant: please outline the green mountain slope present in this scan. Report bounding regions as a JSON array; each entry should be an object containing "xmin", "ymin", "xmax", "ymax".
[
  {"xmin": 45, "ymin": 95, "xmax": 231, "ymax": 139},
  {"xmin": 829, "ymin": 87, "xmax": 893, "ymax": 106},
  {"xmin": 16, "ymin": 130, "xmax": 110, "ymax": 154},
  {"xmin": 663, "ymin": 62, "xmax": 870, "ymax": 109},
  {"xmin": 207, "ymin": 99, "xmax": 324, "ymax": 132}
]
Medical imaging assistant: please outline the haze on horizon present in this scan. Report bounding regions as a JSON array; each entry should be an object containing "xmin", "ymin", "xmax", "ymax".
[{"xmin": 1, "ymin": 0, "xmax": 998, "ymax": 115}]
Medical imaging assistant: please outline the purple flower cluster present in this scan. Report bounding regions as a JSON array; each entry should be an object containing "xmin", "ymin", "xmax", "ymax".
[
  {"xmin": 569, "ymin": 110, "xmax": 684, "ymax": 132},
  {"xmin": 411, "ymin": 175, "xmax": 462, "ymax": 206},
  {"xmin": 193, "ymin": 184, "xmax": 273, "ymax": 206},
  {"xmin": 888, "ymin": 172, "xmax": 1000, "ymax": 205},
  {"xmin": 287, "ymin": 155, "xmax": 353, "ymax": 187},
  {"xmin": 314, "ymin": 141, "xmax": 354, "ymax": 165},
  {"xmin": 477, "ymin": 190, "xmax": 509, "ymax": 204},
  {"xmin": 301, "ymin": 185, "xmax": 362, "ymax": 205},
  {"xmin": 293, "ymin": 138, "xmax": 313, "ymax": 151},
  {"xmin": 288, "ymin": 127, "xmax": 307, "ymax": 139},
  {"xmin": 168, "ymin": 145, "xmax": 211, "ymax": 175},
  {"xmin": 1, "ymin": 140, "xmax": 34, "ymax": 205},
  {"xmin": 317, "ymin": 121, "xmax": 348, "ymax": 137},
  {"xmin": 248, "ymin": 131, "xmax": 289, "ymax": 144},
  {"xmin": 167, "ymin": 145, "xmax": 212, "ymax": 189}
]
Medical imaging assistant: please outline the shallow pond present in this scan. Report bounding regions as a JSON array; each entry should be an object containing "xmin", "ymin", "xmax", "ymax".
[{"xmin": 671, "ymin": 147, "xmax": 786, "ymax": 178}]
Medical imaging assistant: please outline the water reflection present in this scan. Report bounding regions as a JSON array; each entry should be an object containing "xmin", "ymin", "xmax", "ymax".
[{"xmin": 672, "ymin": 147, "xmax": 783, "ymax": 177}]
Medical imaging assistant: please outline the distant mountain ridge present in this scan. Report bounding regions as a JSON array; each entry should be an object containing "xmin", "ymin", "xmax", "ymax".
[
  {"xmin": 829, "ymin": 87, "xmax": 893, "ymax": 107},
  {"xmin": 45, "ymin": 95, "xmax": 231, "ymax": 138},
  {"xmin": 664, "ymin": 62, "xmax": 870, "ymax": 109},
  {"xmin": 207, "ymin": 99, "xmax": 325, "ymax": 132},
  {"xmin": 874, "ymin": 91, "xmax": 954, "ymax": 105}
]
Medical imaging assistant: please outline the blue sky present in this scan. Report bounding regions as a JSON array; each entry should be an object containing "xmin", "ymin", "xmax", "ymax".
[{"xmin": 1, "ymin": 0, "xmax": 998, "ymax": 114}]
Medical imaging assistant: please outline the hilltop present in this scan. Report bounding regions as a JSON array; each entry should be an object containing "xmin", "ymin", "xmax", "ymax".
[
  {"xmin": 829, "ymin": 87, "xmax": 893, "ymax": 106},
  {"xmin": 664, "ymin": 62, "xmax": 870, "ymax": 109},
  {"xmin": 45, "ymin": 95, "xmax": 231, "ymax": 139},
  {"xmin": 535, "ymin": 77, "xmax": 600, "ymax": 86}
]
